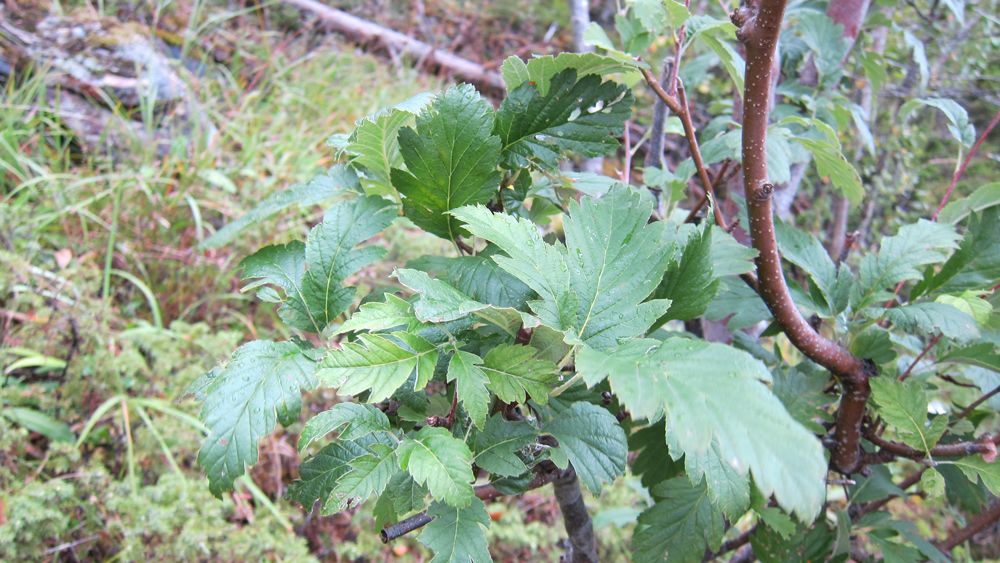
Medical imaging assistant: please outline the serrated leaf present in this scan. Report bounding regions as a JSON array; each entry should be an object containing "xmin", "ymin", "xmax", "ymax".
[
  {"xmin": 495, "ymin": 68, "xmax": 633, "ymax": 169},
  {"xmin": 857, "ymin": 220, "xmax": 962, "ymax": 309},
  {"xmin": 772, "ymin": 364, "xmax": 834, "ymax": 433},
  {"xmin": 577, "ymin": 338, "xmax": 826, "ymax": 519},
  {"xmin": 871, "ymin": 536, "xmax": 924, "ymax": 563},
  {"xmin": 298, "ymin": 402, "xmax": 391, "ymax": 451},
  {"xmin": 201, "ymin": 165, "xmax": 351, "ymax": 249},
  {"xmin": 348, "ymin": 93, "xmax": 434, "ymax": 193},
  {"xmin": 884, "ymin": 302, "xmax": 980, "ymax": 344},
  {"xmin": 632, "ymin": 0, "xmax": 690, "ymax": 34},
  {"xmin": 685, "ymin": 437, "xmax": 750, "ymax": 520},
  {"xmin": 500, "ymin": 52, "xmax": 644, "ymax": 97},
  {"xmin": 447, "ymin": 247, "xmax": 536, "ymax": 310},
  {"xmin": 331, "ymin": 444, "xmax": 398, "ymax": 510},
  {"xmin": 397, "ymin": 427, "xmax": 475, "ymax": 507},
  {"xmin": 542, "ymin": 402, "xmax": 627, "ymax": 495},
  {"xmin": 699, "ymin": 30, "xmax": 745, "ymax": 92},
  {"xmin": 706, "ymin": 277, "xmax": 773, "ymax": 331},
  {"xmin": 300, "ymin": 196, "xmax": 398, "ymax": 330},
  {"xmin": 240, "ymin": 196, "xmax": 396, "ymax": 333},
  {"xmin": 849, "ymin": 326, "xmax": 898, "ymax": 366},
  {"xmin": 630, "ymin": 419, "xmax": 684, "ymax": 487},
  {"xmin": 791, "ymin": 135, "xmax": 863, "ymax": 204},
  {"xmin": 286, "ymin": 437, "xmax": 373, "ymax": 509},
  {"xmin": 900, "ymin": 97, "xmax": 975, "ymax": 147},
  {"xmin": 391, "ymin": 84, "xmax": 501, "ymax": 241},
  {"xmin": 418, "ymin": 498, "xmax": 492, "ymax": 563},
  {"xmin": 751, "ymin": 522, "xmax": 835, "ymax": 563},
  {"xmin": 775, "ymin": 219, "xmax": 846, "ymax": 314},
  {"xmin": 952, "ymin": 454, "xmax": 1000, "ymax": 495},
  {"xmin": 454, "ymin": 186, "xmax": 672, "ymax": 350},
  {"xmin": 197, "ymin": 340, "xmax": 319, "ymax": 496},
  {"xmin": 650, "ymin": 220, "xmax": 717, "ymax": 330},
  {"xmin": 870, "ymin": 378, "xmax": 948, "ymax": 452},
  {"xmin": 927, "ymin": 207, "xmax": 1000, "ymax": 294},
  {"xmin": 860, "ymin": 51, "xmax": 888, "ymax": 94},
  {"xmin": 447, "ymin": 351, "xmax": 491, "ymax": 429},
  {"xmin": 473, "ymin": 414, "xmax": 538, "ymax": 476},
  {"xmin": 317, "ymin": 332, "xmax": 438, "ymax": 402},
  {"xmin": 632, "ymin": 477, "xmax": 725, "ymax": 563},
  {"xmin": 388, "ymin": 470, "xmax": 429, "ymax": 515},
  {"xmin": 937, "ymin": 183, "xmax": 1000, "ymax": 225},
  {"xmin": 480, "ymin": 344, "xmax": 559, "ymax": 405},
  {"xmin": 937, "ymin": 292, "xmax": 992, "ymax": 326},
  {"xmin": 889, "ymin": 520, "xmax": 950, "ymax": 563},
  {"xmin": 337, "ymin": 294, "xmax": 422, "ymax": 334}
]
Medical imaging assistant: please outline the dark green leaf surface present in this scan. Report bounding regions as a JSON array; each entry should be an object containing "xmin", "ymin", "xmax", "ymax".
[
  {"xmin": 418, "ymin": 498, "xmax": 492, "ymax": 563},
  {"xmin": 197, "ymin": 340, "xmax": 319, "ymax": 496},
  {"xmin": 632, "ymin": 477, "xmax": 725, "ymax": 563},
  {"xmin": 473, "ymin": 415, "xmax": 538, "ymax": 476},
  {"xmin": 542, "ymin": 402, "xmax": 627, "ymax": 495},
  {"xmin": 479, "ymin": 344, "xmax": 559, "ymax": 406},
  {"xmin": 397, "ymin": 427, "xmax": 475, "ymax": 507},
  {"xmin": 391, "ymin": 84, "xmax": 502, "ymax": 241}
]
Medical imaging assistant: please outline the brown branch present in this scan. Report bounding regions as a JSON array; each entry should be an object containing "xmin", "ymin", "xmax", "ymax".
[
  {"xmin": 934, "ymin": 498, "xmax": 1000, "ymax": 552},
  {"xmin": 862, "ymin": 426, "xmax": 999, "ymax": 461},
  {"xmin": 553, "ymin": 465, "xmax": 598, "ymax": 563},
  {"xmin": 640, "ymin": 68, "xmax": 727, "ymax": 228},
  {"xmin": 703, "ymin": 526, "xmax": 756, "ymax": 562},
  {"xmin": 685, "ymin": 160, "xmax": 733, "ymax": 224},
  {"xmin": 956, "ymin": 383, "xmax": 1000, "ymax": 420},
  {"xmin": 932, "ymin": 106, "xmax": 1000, "ymax": 221},
  {"xmin": 732, "ymin": 0, "xmax": 874, "ymax": 475},
  {"xmin": 899, "ymin": 333, "xmax": 942, "ymax": 382},
  {"xmin": 380, "ymin": 469, "xmax": 559, "ymax": 543}
]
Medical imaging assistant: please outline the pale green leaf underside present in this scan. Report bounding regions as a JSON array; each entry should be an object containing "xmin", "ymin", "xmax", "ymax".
[
  {"xmin": 397, "ymin": 427, "xmax": 475, "ymax": 508},
  {"xmin": 318, "ymin": 332, "xmax": 438, "ymax": 402},
  {"xmin": 298, "ymin": 402, "xmax": 390, "ymax": 451},
  {"xmin": 577, "ymin": 338, "xmax": 825, "ymax": 519}
]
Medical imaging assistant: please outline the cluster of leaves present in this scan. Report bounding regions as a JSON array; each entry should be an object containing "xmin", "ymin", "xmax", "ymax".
[{"xmin": 187, "ymin": 3, "xmax": 1000, "ymax": 562}]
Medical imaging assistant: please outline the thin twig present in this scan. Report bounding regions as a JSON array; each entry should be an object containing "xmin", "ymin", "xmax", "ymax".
[
  {"xmin": 863, "ymin": 425, "xmax": 998, "ymax": 460},
  {"xmin": 703, "ymin": 526, "xmax": 756, "ymax": 561},
  {"xmin": 932, "ymin": 106, "xmax": 1000, "ymax": 221},
  {"xmin": 956, "ymin": 383, "xmax": 1000, "ymax": 420},
  {"xmin": 899, "ymin": 333, "xmax": 942, "ymax": 381},
  {"xmin": 685, "ymin": 160, "xmax": 732, "ymax": 223},
  {"xmin": 934, "ymin": 498, "xmax": 1000, "ymax": 552}
]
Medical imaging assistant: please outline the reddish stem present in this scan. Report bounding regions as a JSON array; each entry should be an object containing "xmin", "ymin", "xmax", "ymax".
[
  {"xmin": 899, "ymin": 333, "xmax": 941, "ymax": 382},
  {"xmin": 932, "ymin": 107, "xmax": 1000, "ymax": 221}
]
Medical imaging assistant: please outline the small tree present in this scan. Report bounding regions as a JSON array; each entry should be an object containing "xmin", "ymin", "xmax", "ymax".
[{"xmin": 189, "ymin": 0, "xmax": 1000, "ymax": 560}]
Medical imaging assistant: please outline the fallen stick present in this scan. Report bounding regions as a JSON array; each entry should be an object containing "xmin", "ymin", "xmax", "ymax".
[{"xmin": 280, "ymin": 0, "xmax": 505, "ymax": 91}]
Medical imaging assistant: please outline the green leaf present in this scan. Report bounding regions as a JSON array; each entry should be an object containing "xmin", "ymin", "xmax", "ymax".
[
  {"xmin": 710, "ymin": 225, "xmax": 759, "ymax": 276},
  {"xmin": 298, "ymin": 402, "xmax": 391, "ymax": 451},
  {"xmin": 903, "ymin": 31, "xmax": 930, "ymax": 91},
  {"xmin": 240, "ymin": 196, "xmax": 396, "ymax": 333},
  {"xmin": 856, "ymin": 219, "xmax": 962, "ymax": 308},
  {"xmin": 317, "ymin": 332, "xmax": 439, "ymax": 402},
  {"xmin": 632, "ymin": 0, "xmax": 690, "ymax": 35},
  {"xmin": 939, "ymin": 343, "xmax": 1000, "ymax": 375},
  {"xmin": 775, "ymin": 219, "xmax": 848, "ymax": 314},
  {"xmin": 418, "ymin": 498, "xmax": 492, "ymax": 563},
  {"xmin": 197, "ymin": 340, "xmax": 319, "ymax": 496},
  {"xmin": 577, "ymin": 338, "xmax": 826, "ymax": 519},
  {"xmin": 500, "ymin": 52, "xmax": 644, "ymax": 97},
  {"xmin": 870, "ymin": 378, "xmax": 948, "ymax": 452},
  {"xmin": 454, "ymin": 186, "xmax": 672, "ymax": 350},
  {"xmin": 542, "ymin": 402, "xmax": 627, "ymax": 495},
  {"xmin": 201, "ymin": 166, "xmax": 351, "ymax": 249},
  {"xmin": 1, "ymin": 407, "xmax": 74, "ymax": 443},
  {"xmin": 286, "ymin": 437, "xmax": 373, "ymax": 509},
  {"xmin": 300, "ymin": 196, "xmax": 398, "ymax": 330},
  {"xmin": 883, "ymin": 302, "xmax": 980, "ymax": 344},
  {"xmin": 480, "ymin": 344, "xmax": 559, "ymax": 406},
  {"xmin": 791, "ymin": 135, "xmax": 863, "ymax": 204},
  {"xmin": 630, "ymin": 419, "xmax": 684, "ymax": 487},
  {"xmin": 751, "ymin": 522, "xmax": 835, "ymax": 563},
  {"xmin": 757, "ymin": 507, "xmax": 797, "ymax": 540},
  {"xmin": 447, "ymin": 351, "xmax": 491, "ymax": 429},
  {"xmin": 685, "ymin": 437, "xmax": 751, "ymax": 520},
  {"xmin": 952, "ymin": 454, "xmax": 1000, "ymax": 495},
  {"xmin": 473, "ymin": 414, "xmax": 538, "ymax": 476},
  {"xmin": 927, "ymin": 207, "xmax": 1000, "ymax": 294},
  {"xmin": 860, "ymin": 51, "xmax": 888, "ymax": 94},
  {"xmin": 391, "ymin": 84, "xmax": 502, "ymax": 241},
  {"xmin": 388, "ymin": 471, "xmax": 429, "ymax": 515},
  {"xmin": 849, "ymin": 326, "xmax": 898, "ymax": 366},
  {"xmin": 900, "ymin": 97, "xmax": 975, "ymax": 147},
  {"xmin": 337, "ymin": 294, "xmax": 423, "ymax": 334},
  {"xmin": 698, "ymin": 29, "xmax": 745, "ymax": 92},
  {"xmin": 871, "ymin": 536, "xmax": 924, "ymax": 563},
  {"xmin": 706, "ymin": 277, "xmax": 773, "ymax": 331},
  {"xmin": 650, "ymin": 220, "xmax": 718, "ymax": 330},
  {"xmin": 889, "ymin": 520, "xmax": 950, "ymax": 563},
  {"xmin": 937, "ymin": 292, "xmax": 992, "ymax": 326},
  {"xmin": 331, "ymin": 443, "xmax": 398, "ymax": 510},
  {"xmin": 347, "ymin": 93, "xmax": 434, "ymax": 193},
  {"xmin": 447, "ymin": 248, "xmax": 536, "ymax": 310},
  {"xmin": 397, "ymin": 427, "xmax": 475, "ymax": 508},
  {"xmin": 583, "ymin": 22, "xmax": 617, "ymax": 51},
  {"xmin": 632, "ymin": 477, "xmax": 725, "ymax": 563},
  {"xmin": 772, "ymin": 364, "xmax": 835, "ymax": 434},
  {"xmin": 937, "ymin": 183, "xmax": 1000, "ymax": 225},
  {"xmin": 495, "ymin": 68, "xmax": 633, "ymax": 169}
]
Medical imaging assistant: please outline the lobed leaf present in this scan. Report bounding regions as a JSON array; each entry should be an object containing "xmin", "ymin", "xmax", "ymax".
[
  {"xmin": 397, "ymin": 427, "xmax": 475, "ymax": 508},
  {"xmin": 542, "ymin": 402, "xmax": 628, "ymax": 495},
  {"xmin": 632, "ymin": 477, "xmax": 725, "ymax": 563},
  {"xmin": 318, "ymin": 333, "xmax": 438, "ymax": 402},
  {"xmin": 418, "ymin": 498, "xmax": 492, "ymax": 563}
]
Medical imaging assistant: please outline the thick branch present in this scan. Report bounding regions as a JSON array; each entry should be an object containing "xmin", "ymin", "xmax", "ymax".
[
  {"xmin": 934, "ymin": 498, "xmax": 1000, "ymax": 552},
  {"xmin": 553, "ymin": 466, "xmax": 598, "ymax": 563},
  {"xmin": 732, "ymin": 0, "xmax": 873, "ymax": 475}
]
